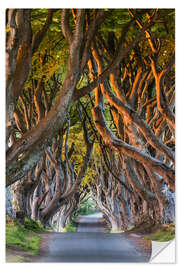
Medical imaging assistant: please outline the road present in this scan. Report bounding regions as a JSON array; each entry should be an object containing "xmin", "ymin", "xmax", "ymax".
[
  {"xmin": 34, "ymin": 213, "xmax": 151, "ymax": 262},
  {"xmin": 77, "ymin": 212, "xmax": 106, "ymax": 232}
]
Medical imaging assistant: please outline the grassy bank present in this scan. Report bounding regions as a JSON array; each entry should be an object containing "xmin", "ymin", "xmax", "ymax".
[
  {"xmin": 143, "ymin": 223, "xmax": 175, "ymax": 242},
  {"xmin": 6, "ymin": 216, "xmax": 47, "ymax": 262},
  {"xmin": 62, "ymin": 223, "xmax": 77, "ymax": 232},
  {"xmin": 6, "ymin": 224, "xmax": 41, "ymax": 255}
]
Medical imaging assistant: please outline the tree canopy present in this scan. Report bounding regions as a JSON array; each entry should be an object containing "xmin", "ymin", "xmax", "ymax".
[{"xmin": 6, "ymin": 8, "xmax": 175, "ymax": 231}]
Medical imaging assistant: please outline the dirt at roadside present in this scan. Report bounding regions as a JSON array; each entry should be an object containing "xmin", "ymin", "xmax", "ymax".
[
  {"xmin": 6, "ymin": 248, "xmax": 33, "ymax": 262},
  {"xmin": 123, "ymin": 232, "xmax": 152, "ymax": 259},
  {"xmin": 37, "ymin": 232, "xmax": 53, "ymax": 251}
]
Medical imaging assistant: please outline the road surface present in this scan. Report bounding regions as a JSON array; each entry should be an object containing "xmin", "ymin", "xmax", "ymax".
[
  {"xmin": 34, "ymin": 213, "xmax": 151, "ymax": 262},
  {"xmin": 77, "ymin": 212, "xmax": 106, "ymax": 232}
]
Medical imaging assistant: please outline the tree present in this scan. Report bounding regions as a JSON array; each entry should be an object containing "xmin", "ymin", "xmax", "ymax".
[
  {"xmin": 6, "ymin": 9, "xmax": 175, "ymax": 230},
  {"xmin": 6, "ymin": 9, "xmax": 107, "ymax": 186}
]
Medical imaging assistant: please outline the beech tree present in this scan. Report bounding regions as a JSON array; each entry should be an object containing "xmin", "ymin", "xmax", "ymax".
[
  {"xmin": 6, "ymin": 8, "xmax": 175, "ymax": 230},
  {"xmin": 6, "ymin": 9, "xmax": 107, "ymax": 185},
  {"xmin": 11, "ymin": 111, "xmax": 93, "ymax": 226}
]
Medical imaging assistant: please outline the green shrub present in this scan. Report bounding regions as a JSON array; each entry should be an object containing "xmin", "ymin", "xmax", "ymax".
[
  {"xmin": 63, "ymin": 223, "xmax": 77, "ymax": 232},
  {"xmin": 24, "ymin": 217, "xmax": 45, "ymax": 232}
]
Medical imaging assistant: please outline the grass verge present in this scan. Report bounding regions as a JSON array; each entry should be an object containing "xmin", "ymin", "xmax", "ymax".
[
  {"xmin": 62, "ymin": 223, "xmax": 77, "ymax": 232},
  {"xmin": 6, "ymin": 223, "xmax": 41, "ymax": 256},
  {"xmin": 143, "ymin": 223, "xmax": 175, "ymax": 242},
  {"xmin": 6, "ymin": 215, "xmax": 47, "ymax": 261}
]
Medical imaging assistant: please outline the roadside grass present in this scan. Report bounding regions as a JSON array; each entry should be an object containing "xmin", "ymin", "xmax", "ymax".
[
  {"xmin": 104, "ymin": 228, "xmax": 110, "ymax": 233},
  {"xmin": 6, "ymin": 215, "xmax": 46, "ymax": 259},
  {"xmin": 126, "ymin": 225, "xmax": 135, "ymax": 231},
  {"xmin": 143, "ymin": 223, "xmax": 175, "ymax": 242},
  {"xmin": 62, "ymin": 223, "xmax": 77, "ymax": 232},
  {"xmin": 24, "ymin": 217, "xmax": 46, "ymax": 232},
  {"xmin": 6, "ymin": 223, "xmax": 41, "ymax": 256},
  {"xmin": 106, "ymin": 225, "xmax": 135, "ymax": 233},
  {"xmin": 6, "ymin": 252, "xmax": 32, "ymax": 263}
]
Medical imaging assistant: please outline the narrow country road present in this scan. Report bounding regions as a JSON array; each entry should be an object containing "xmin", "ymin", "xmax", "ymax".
[
  {"xmin": 33, "ymin": 213, "xmax": 151, "ymax": 262},
  {"xmin": 77, "ymin": 212, "xmax": 106, "ymax": 232}
]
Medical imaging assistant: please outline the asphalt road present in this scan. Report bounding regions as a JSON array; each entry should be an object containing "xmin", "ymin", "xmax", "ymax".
[
  {"xmin": 34, "ymin": 213, "xmax": 151, "ymax": 263},
  {"xmin": 77, "ymin": 212, "xmax": 107, "ymax": 232}
]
